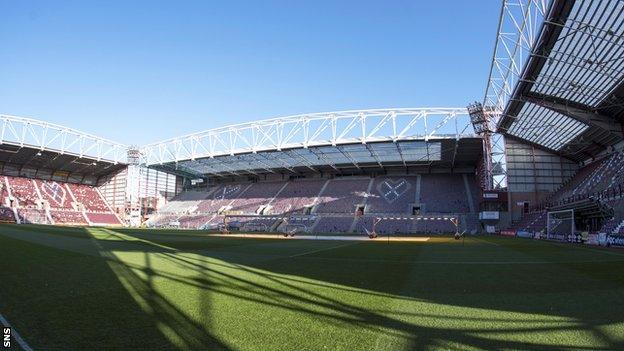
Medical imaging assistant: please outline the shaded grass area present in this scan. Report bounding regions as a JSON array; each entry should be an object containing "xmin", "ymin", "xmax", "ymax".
[{"xmin": 1, "ymin": 224, "xmax": 624, "ymax": 350}]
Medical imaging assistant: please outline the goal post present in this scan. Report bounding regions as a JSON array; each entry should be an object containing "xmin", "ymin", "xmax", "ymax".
[
  {"xmin": 547, "ymin": 209, "xmax": 575, "ymax": 240},
  {"xmin": 363, "ymin": 216, "xmax": 459, "ymax": 237}
]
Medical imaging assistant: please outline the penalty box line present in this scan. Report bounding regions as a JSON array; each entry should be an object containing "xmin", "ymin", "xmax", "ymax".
[
  {"xmin": 289, "ymin": 242, "xmax": 359, "ymax": 258},
  {"xmin": 0, "ymin": 312, "xmax": 34, "ymax": 351}
]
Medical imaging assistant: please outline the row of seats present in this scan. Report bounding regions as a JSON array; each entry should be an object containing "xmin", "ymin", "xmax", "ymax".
[
  {"xmin": 313, "ymin": 217, "xmax": 354, "ymax": 233},
  {"xmin": 17, "ymin": 208, "xmax": 50, "ymax": 224},
  {"xmin": 600, "ymin": 200, "xmax": 624, "ymax": 235},
  {"xmin": 155, "ymin": 174, "xmax": 477, "ymax": 218},
  {"xmin": 1, "ymin": 176, "xmax": 121, "ymax": 225},
  {"xmin": 50, "ymin": 210, "xmax": 88, "ymax": 225},
  {"xmin": 511, "ymin": 212, "xmax": 547, "ymax": 233},
  {"xmin": 0, "ymin": 182, "xmax": 16, "ymax": 223},
  {"xmin": 66, "ymin": 183, "xmax": 110, "ymax": 212},
  {"xmin": 421, "ymin": 175, "xmax": 476, "ymax": 213},
  {"xmin": 7, "ymin": 177, "xmax": 40, "ymax": 207},
  {"xmin": 149, "ymin": 174, "xmax": 478, "ymax": 234},
  {"xmin": 546, "ymin": 150, "xmax": 624, "ymax": 206},
  {"xmin": 520, "ymin": 150, "xmax": 624, "ymax": 235},
  {"xmin": 316, "ymin": 178, "xmax": 370, "ymax": 213},
  {"xmin": 35, "ymin": 179, "xmax": 74, "ymax": 209},
  {"xmin": 0, "ymin": 207, "xmax": 16, "ymax": 222}
]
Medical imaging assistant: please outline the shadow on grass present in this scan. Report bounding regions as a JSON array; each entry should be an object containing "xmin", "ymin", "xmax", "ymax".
[
  {"xmin": 108, "ymin": 227, "xmax": 624, "ymax": 350},
  {"xmin": 3, "ymin": 223, "xmax": 624, "ymax": 350},
  {"xmin": 0, "ymin": 224, "xmax": 232, "ymax": 351}
]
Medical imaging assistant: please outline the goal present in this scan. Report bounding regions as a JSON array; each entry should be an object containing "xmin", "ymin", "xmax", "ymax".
[{"xmin": 547, "ymin": 209, "xmax": 574, "ymax": 240}]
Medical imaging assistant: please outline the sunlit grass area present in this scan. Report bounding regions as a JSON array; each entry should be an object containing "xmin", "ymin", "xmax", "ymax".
[{"xmin": 1, "ymin": 224, "xmax": 624, "ymax": 350}]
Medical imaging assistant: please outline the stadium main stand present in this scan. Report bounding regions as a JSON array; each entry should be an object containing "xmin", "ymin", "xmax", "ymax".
[
  {"xmin": 148, "ymin": 174, "xmax": 480, "ymax": 235},
  {"xmin": 0, "ymin": 175, "xmax": 121, "ymax": 226}
]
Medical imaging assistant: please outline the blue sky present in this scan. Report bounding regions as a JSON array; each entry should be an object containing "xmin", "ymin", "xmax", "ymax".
[{"xmin": 0, "ymin": 1, "xmax": 500, "ymax": 145}]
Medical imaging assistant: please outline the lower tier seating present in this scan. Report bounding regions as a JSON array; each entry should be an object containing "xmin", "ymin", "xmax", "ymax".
[
  {"xmin": 86, "ymin": 212, "xmax": 121, "ymax": 225},
  {"xmin": 50, "ymin": 210, "xmax": 88, "ymax": 225},
  {"xmin": 0, "ymin": 207, "xmax": 16, "ymax": 222}
]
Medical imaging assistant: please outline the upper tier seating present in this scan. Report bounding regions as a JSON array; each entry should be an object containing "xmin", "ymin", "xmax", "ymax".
[
  {"xmin": 315, "ymin": 178, "xmax": 370, "ymax": 214},
  {"xmin": 7, "ymin": 176, "xmax": 40, "ymax": 207},
  {"xmin": 365, "ymin": 177, "xmax": 417, "ymax": 213}
]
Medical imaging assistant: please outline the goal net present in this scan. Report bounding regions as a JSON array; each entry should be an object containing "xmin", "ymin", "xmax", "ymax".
[
  {"xmin": 280, "ymin": 223, "xmax": 307, "ymax": 235},
  {"xmin": 547, "ymin": 209, "xmax": 574, "ymax": 240}
]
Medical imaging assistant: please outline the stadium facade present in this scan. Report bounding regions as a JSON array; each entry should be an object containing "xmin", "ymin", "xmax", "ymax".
[{"xmin": 2, "ymin": 0, "xmax": 624, "ymax": 243}]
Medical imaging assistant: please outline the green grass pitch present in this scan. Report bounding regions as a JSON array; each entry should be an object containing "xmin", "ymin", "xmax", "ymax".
[{"xmin": 1, "ymin": 224, "xmax": 623, "ymax": 350}]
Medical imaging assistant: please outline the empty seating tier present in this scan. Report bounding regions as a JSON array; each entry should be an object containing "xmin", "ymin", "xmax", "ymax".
[
  {"xmin": 50, "ymin": 210, "xmax": 88, "ymax": 225},
  {"xmin": 35, "ymin": 180, "xmax": 74, "ymax": 209},
  {"xmin": 269, "ymin": 180, "xmax": 325, "ymax": 215},
  {"xmin": 148, "ymin": 174, "xmax": 479, "ymax": 233},
  {"xmin": 7, "ymin": 177, "xmax": 41, "ymax": 207},
  {"xmin": 67, "ymin": 183, "xmax": 110, "ymax": 212},
  {"xmin": 315, "ymin": 179, "xmax": 369, "ymax": 214},
  {"xmin": 365, "ymin": 177, "xmax": 417, "ymax": 214}
]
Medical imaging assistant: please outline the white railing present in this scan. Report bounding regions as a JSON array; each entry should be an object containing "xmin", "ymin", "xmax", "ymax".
[
  {"xmin": 0, "ymin": 114, "xmax": 128, "ymax": 163},
  {"xmin": 139, "ymin": 108, "xmax": 474, "ymax": 165}
]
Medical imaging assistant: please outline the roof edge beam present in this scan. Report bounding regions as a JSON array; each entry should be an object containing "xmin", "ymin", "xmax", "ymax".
[{"xmin": 523, "ymin": 93, "xmax": 623, "ymax": 139}]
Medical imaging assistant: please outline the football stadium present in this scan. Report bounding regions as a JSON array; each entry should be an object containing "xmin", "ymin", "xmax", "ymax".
[{"xmin": 2, "ymin": 1, "xmax": 624, "ymax": 350}]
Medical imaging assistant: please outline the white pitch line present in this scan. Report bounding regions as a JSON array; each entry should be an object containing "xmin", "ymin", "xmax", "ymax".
[
  {"xmin": 289, "ymin": 242, "xmax": 358, "ymax": 258},
  {"xmin": 0, "ymin": 313, "xmax": 34, "ymax": 351}
]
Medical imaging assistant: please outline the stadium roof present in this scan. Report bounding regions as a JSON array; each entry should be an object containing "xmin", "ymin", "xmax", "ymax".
[
  {"xmin": 141, "ymin": 108, "xmax": 481, "ymax": 178},
  {"xmin": 0, "ymin": 114, "xmax": 128, "ymax": 178},
  {"xmin": 485, "ymin": 0, "xmax": 624, "ymax": 161}
]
